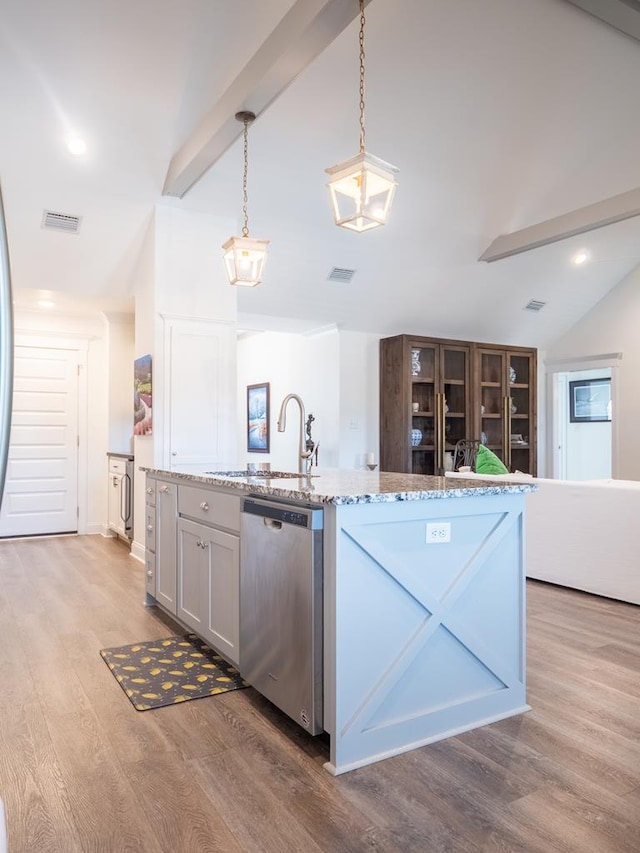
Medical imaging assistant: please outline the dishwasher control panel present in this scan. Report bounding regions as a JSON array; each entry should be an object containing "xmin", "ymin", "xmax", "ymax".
[{"xmin": 242, "ymin": 497, "xmax": 322, "ymax": 530}]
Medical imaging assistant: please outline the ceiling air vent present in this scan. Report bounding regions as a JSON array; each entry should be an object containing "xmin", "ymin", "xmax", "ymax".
[
  {"xmin": 41, "ymin": 210, "xmax": 82, "ymax": 234},
  {"xmin": 327, "ymin": 267, "xmax": 356, "ymax": 283},
  {"xmin": 524, "ymin": 299, "xmax": 546, "ymax": 312}
]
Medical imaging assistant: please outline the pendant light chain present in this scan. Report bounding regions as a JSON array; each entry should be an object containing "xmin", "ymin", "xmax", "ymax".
[
  {"xmin": 358, "ymin": 0, "xmax": 366, "ymax": 154},
  {"xmin": 241, "ymin": 117, "xmax": 250, "ymax": 238},
  {"xmin": 324, "ymin": 0, "xmax": 398, "ymax": 233},
  {"xmin": 222, "ymin": 109, "xmax": 268, "ymax": 287}
]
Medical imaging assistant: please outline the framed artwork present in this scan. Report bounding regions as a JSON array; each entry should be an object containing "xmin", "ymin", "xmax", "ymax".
[
  {"xmin": 569, "ymin": 378, "xmax": 611, "ymax": 423},
  {"xmin": 247, "ymin": 383, "xmax": 270, "ymax": 452},
  {"xmin": 134, "ymin": 354, "xmax": 153, "ymax": 436}
]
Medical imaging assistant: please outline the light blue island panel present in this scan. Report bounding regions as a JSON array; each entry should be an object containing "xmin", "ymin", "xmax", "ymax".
[{"xmin": 323, "ymin": 491, "xmax": 528, "ymax": 775}]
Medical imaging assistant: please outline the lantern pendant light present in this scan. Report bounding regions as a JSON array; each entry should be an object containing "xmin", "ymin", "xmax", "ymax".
[
  {"xmin": 222, "ymin": 111, "xmax": 269, "ymax": 287},
  {"xmin": 325, "ymin": 0, "xmax": 398, "ymax": 233}
]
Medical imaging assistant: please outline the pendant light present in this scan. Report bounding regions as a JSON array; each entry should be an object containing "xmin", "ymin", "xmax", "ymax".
[
  {"xmin": 222, "ymin": 111, "xmax": 269, "ymax": 287},
  {"xmin": 325, "ymin": 0, "xmax": 398, "ymax": 233}
]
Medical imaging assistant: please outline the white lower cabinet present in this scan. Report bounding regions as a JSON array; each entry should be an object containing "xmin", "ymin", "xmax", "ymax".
[
  {"xmin": 108, "ymin": 470, "xmax": 125, "ymax": 536},
  {"xmin": 177, "ymin": 516, "xmax": 240, "ymax": 666}
]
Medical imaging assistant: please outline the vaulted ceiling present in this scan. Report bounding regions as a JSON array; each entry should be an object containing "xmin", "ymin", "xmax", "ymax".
[{"xmin": 2, "ymin": 0, "xmax": 639, "ymax": 348}]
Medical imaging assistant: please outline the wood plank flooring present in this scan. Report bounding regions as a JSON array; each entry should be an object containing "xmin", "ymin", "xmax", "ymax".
[{"xmin": 0, "ymin": 534, "xmax": 638, "ymax": 852}]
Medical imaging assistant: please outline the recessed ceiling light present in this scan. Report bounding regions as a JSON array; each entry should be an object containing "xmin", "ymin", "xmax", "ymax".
[
  {"xmin": 67, "ymin": 136, "xmax": 87, "ymax": 156},
  {"xmin": 572, "ymin": 250, "xmax": 589, "ymax": 265}
]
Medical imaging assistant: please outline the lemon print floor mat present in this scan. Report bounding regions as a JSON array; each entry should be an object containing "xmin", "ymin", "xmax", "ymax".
[{"xmin": 100, "ymin": 633, "xmax": 249, "ymax": 711}]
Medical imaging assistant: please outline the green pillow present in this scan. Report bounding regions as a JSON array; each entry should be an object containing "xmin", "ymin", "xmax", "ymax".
[{"xmin": 475, "ymin": 444, "xmax": 509, "ymax": 475}]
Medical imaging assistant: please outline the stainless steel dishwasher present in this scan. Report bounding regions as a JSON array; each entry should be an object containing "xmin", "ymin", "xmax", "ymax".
[{"xmin": 240, "ymin": 496, "xmax": 324, "ymax": 735}]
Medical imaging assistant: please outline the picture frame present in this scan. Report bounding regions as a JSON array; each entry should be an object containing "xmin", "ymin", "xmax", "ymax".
[
  {"xmin": 569, "ymin": 378, "xmax": 611, "ymax": 423},
  {"xmin": 133, "ymin": 354, "xmax": 153, "ymax": 436},
  {"xmin": 247, "ymin": 383, "xmax": 270, "ymax": 452}
]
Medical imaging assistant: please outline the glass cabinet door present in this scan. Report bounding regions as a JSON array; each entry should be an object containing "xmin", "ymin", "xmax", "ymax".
[
  {"xmin": 507, "ymin": 352, "xmax": 534, "ymax": 474},
  {"xmin": 409, "ymin": 343, "xmax": 437, "ymax": 475},
  {"xmin": 440, "ymin": 345, "xmax": 470, "ymax": 473},
  {"xmin": 410, "ymin": 342, "xmax": 470, "ymax": 475},
  {"xmin": 478, "ymin": 348, "xmax": 508, "ymax": 466},
  {"xmin": 478, "ymin": 347, "xmax": 535, "ymax": 473}
]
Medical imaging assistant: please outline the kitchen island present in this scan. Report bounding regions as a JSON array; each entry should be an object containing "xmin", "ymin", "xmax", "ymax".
[{"xmin": 143, "ymin": 467, "xmax": 534, "ymax": 775}]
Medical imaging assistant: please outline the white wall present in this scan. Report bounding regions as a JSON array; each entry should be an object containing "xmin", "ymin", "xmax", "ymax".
[
  {"xmin": 547, "ymin": 263, "xmax": 640, "ymax": 480},
  {"xmin": 132, "ymin": 216, "xmax": 156, "ymax": 559},
  {"xmin": 236, "ymin": 328, "xmax": 380, "ymax": 472},
  {"xmin": 154, "ymin": 203, "xmax": 236, "ymax": 322},
  {"xmin": 338, "ymin": 331, "xmax": 380, "ymax": 468},
  {"xmin": 106, "ymin": 314, "xmax": 135, "ymax": 454},
  {"xmin": 236, "ymin": 330, "xmax": 336, "ymax": 471},
  {"xmin": 131, "ymin": 203, "xmax": 238, "ymax": 558}
]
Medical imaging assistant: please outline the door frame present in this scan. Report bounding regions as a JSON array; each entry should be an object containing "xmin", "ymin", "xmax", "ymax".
[
  {"xmin": 13, "ymin": 331, "xmax": 89, "ymax": 533},
  {"xmin": 545, "ymin": 352, "xmax": 620, "ymax": 480}
]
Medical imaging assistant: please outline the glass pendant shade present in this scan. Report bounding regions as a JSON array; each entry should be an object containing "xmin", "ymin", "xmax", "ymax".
[
  {"xmin": 325, "ymin": 151, "xmax": 398, "ymax": 233},
  {"xmin": 222, "ymin": 235, "xmax": 269, "ymax": 287}
]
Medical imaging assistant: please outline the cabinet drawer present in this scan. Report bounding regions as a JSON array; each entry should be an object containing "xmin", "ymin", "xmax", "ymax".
[
  {"xmin": 145, "ymin": 479, "xmax": 156, "ymax": 507},
  {"xmin": 145, "ymin": 552, "xmax": 156, "ymax": 597},
  {"xmin": 145, "ymin": 505, "xmax": 156, "ymax": 553},
  {"xmin": 109, "ymin": 457, "xmax": 129, "ymax": 475},
  {"xmin": 178, "ymin": 485, "xmax": 240, "ymax": 532}
]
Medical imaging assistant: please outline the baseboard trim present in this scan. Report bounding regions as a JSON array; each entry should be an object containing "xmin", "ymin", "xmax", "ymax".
[{"xmin": 130, "ymin": 539, "xmax": 145, "ymax": 564}]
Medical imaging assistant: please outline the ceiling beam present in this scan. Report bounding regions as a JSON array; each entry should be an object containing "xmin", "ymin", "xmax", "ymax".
[
  {"xmin": 479, "ymin": 187, "xmax": 640, "ymax": 263},
  {"xmin": 163, "ymin": 0, "xmax": 372, "ymax": 199},
  {"xmin": 564, "ymin": 0, "xmax": 640, "ymax": 44}
]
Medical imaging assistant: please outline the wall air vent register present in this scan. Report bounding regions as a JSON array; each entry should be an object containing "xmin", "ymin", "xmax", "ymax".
[
  {"xmin": 524, "ymin": 299, "xmax": 547, "ymax": 312},
  {"xmin": 327, "ymin": 267, "xmax": 356, "ymax": 283},
  {"xmin": 41, "ymin": 210, "xmax": 82, "ymax": 234}
]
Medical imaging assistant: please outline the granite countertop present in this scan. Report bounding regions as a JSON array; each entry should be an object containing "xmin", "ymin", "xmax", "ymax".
[{"xmin": 142, "ymin": 467, "xmax": 536, "ymax": 506}]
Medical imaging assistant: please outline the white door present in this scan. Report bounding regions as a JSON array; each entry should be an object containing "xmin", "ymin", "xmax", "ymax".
[
  {"xmin": 165, "ymin": 319, "xmax": 236, "ymax": 471},
  {"xmin": 0, "ymin": 346, "xmax": 79, "ymax": 537}
]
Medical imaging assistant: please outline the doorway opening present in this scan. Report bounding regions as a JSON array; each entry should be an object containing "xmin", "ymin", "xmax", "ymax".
[{"xmin": 546, "ymin": 355, "xmax": 618, "ymax": 481}]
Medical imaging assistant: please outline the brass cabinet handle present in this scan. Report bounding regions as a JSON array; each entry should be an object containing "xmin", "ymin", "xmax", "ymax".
[
  {"xmin": 503, "ymin": 396, "xmax": 512, "ymax": 469},
  {"xmin": 434, "ymin": 393, "xmax": 440, "ymax": 471},
  {"xmin": 436, "ymin": 392, "xmax": 445, "ymax": 472}
]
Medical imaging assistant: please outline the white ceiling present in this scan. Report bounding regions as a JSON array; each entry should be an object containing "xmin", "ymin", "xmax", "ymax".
[{"xmin": 2, "ymin": 0, "xmax": 640, "ymax": 348}]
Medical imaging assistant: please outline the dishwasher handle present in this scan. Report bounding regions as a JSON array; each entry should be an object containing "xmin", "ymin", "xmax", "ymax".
[{"xmin": 263, "ymin": 518, "xmax": 282, "ymax": 531}]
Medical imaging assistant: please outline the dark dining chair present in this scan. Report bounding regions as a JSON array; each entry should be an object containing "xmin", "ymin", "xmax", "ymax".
[{"xmin": 452, "ymin": 439, "xmax": 481, "ymax": 472}]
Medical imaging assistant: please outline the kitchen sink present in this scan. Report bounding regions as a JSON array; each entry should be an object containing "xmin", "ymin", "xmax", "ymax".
[{"xmin": 206, "ymin": 470, "xmax": 318, "ymax": 479}]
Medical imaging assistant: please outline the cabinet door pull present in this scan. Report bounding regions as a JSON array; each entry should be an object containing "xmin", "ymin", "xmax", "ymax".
[
  {"xmin": 200, "ymin": 501, "xmax": 209, "ymax": 511},
  {"xmin": 147, "ymin": 524, "xmax": 153, "ymax": 532},
  {"xmin": 146, "ymin": 487, "xmax": 153, "ymax": 495},
  {"xmin": 146, "ymin": 570, "xmax": 153, "ymax": 578},
  {"xmin": 159, "ymin": 485, "xmax": 169, "ymax": 493}
]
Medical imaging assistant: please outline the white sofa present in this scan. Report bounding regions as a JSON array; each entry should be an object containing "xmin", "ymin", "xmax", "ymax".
[{"xmin": 446, "ymin": 472, "xmax": 640, "ymax": 605}]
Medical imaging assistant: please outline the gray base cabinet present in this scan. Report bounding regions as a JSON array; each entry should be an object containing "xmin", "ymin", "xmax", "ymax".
[
  {"xmin": 145, "ymin": 474, "xmax": 240, "ymax": 667},
  {"xmin": 177, "ymin": 516, "xmax": 240, "ymax": 666},
  {"xmin": 144, "ymin": 480, "xmax": 156, "ymax": 598},
  {"xmin": 156, "ymin": 482, "xmax": 177, "ymax": 614}
]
